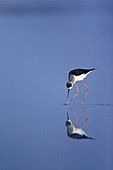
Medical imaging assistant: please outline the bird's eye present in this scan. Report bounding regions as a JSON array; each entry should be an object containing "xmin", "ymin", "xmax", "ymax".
[
  {"xmin": 65, "ymin": 121, "xmax": 71, "ymax": 127},
  {"xmin": 66, "ymin": 82, "xmax": 72, "ymax": 88}
]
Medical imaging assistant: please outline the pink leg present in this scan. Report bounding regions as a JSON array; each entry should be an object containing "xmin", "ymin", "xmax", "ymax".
[
  {"xmin": 66, "ymin": 82, "xmax": 79, "ymax": 105},
  {"xmin": 66, "ymin": 104, "xmax": 78, "ymax": 126},
  {"xmin": 81, "ymin": 105, "xmax": 88, "ymax": 129},
  {"xmin": 81, "ymin": 80, "xmax": 89, "ymax": 105}
]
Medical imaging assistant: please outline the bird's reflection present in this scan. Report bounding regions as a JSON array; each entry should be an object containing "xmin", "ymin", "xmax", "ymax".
[{"xmin": 65, "ymin": 104, "xmax": 94, "ymax": 140}]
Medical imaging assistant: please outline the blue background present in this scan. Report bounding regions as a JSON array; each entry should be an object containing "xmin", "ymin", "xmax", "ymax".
[{"xmin": 0, "ymin": 0, "xmax": 113, "ymax": 170}]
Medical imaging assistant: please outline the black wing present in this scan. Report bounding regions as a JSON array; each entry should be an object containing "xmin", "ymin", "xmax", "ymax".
[
  {"xmin": 69, "ymin": 68, "xmax": 95, "ymax": 76},
  {"xmin": 68, "ymin": 133, "xmax": 93, "ymax": 139}
]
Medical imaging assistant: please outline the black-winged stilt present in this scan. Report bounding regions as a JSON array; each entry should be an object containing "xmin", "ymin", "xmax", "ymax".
[
  {"xmin": 66, "ymin": 68, "xmax": 96, "ymax": 105},
  {"xmin": 65, "ymin": 112, "xmax": 93, "ymax": 140}
]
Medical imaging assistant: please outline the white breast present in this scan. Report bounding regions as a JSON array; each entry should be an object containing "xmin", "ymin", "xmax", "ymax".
[{"xmin": 73, "ymin": 72, "xmax": 90, "ymax": 83}]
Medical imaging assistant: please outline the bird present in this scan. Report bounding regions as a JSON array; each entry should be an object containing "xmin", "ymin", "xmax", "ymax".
[
  {"xmin": 65, "ymin": 113, "xmax": 93, "ymax": 140},
  {"xmin": 66, "ymin": 68, "xmax": 96, "ymax": 105}
]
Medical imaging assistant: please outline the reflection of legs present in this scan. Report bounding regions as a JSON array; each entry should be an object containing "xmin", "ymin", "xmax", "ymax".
[
  {"xmin": 81, "ymin": 80, "xmax": 89, "ymax": 105},
  {"xmin": 66, "ymin": 104, "xmax": 78, "ymax": 126},
  {"xmin": 81, "ymin": 105, "xmax": 88, "ymax": 129},
  {"xmin": 66, "ymin": 82, "xmax": 79, "ymax": 105}
]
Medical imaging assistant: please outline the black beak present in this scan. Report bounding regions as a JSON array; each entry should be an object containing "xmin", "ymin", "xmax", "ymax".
[
  {"xmin": 67, "ymin": 89, "xmax": 70, "ymax": 98},
  {"xmin": 67, "ymin": 112, "xmax": 69, "ymax": 120}
]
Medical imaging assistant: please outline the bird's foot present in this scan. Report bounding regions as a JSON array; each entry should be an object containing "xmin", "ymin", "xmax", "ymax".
[{"xmin": 64, "ymin": 103, "xmax": 68, "ymax": 105}]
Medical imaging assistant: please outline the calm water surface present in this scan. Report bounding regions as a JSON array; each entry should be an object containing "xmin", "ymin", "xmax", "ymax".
[{"xmin": 0, "ymin": 1, "xmax": 113, "ymax": 170}]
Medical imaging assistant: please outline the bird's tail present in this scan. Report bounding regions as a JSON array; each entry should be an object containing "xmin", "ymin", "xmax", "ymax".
[
  {"xmin": 91, "ymin": 68, "xmax": 98, "ymax": 71},
  {"xmin": 89, "ymin": 136, "xmax": 96, "ymax": 140}
]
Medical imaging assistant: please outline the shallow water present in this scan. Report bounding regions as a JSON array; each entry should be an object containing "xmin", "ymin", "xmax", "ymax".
[{"xmin": 0, "ymin": 0, "xmax": 113, "ymax": 170}]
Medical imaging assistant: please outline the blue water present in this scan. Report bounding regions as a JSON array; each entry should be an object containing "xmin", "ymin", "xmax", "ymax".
[{"xmin": 0, "ymin": 1, "xmax": 113, "ymax": 170}]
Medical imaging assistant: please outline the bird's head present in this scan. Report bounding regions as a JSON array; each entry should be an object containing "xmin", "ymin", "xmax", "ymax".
[
  {"xmin": 65, "ymin": 112, "xmax": 72, "ymax": 127},
  {"xmin": 66, "ymin": 82, "xmax": 73, "ymax": 97}
]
